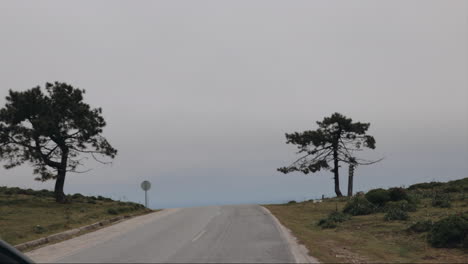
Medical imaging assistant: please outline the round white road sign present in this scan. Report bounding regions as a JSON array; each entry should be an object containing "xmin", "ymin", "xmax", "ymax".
[{"xmin": 141, "ymin": 180, "xmax": 151, "ymax": 191}]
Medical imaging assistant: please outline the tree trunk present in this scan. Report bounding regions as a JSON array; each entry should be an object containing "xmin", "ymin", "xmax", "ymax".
[
  {"xmin": 347, "ymin": 164, "xmax": 354, "ymax": 196},
  {"xmin": 333, "ymin": 147, "xmax": 343, "ymax": 197},
  {"xmin": 54, "ymin": 169, "xmax": 67, "ymax": 203}
]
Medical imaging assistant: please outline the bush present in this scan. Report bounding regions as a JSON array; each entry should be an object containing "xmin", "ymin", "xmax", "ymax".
[
  {"xmin": 385, "ymin": 200, "xmax": 417, "ymax": 212},
  {"xmin": 443, "ymin": 186, "xmax": 460, "ymax": 193},
  {"xmin": 37, "ymin": 189, "xmax": 54, "ymax": 197},
  {"xmin": 287, "ymin": 200, "xmax": 297, "ymax": 205},
  {"xmin": 4, "ymin": 187, "xmax": 21, "ymax": 195},
  {"xmin": 384, "ymin": 208, "xmax": 409, "ymax": 221},
  {"xmin": 432, "ymin": 193, "xmax": 451, "ymax": 208},
  {"xmin": 343, "ymin": 196, "xmax": 375, "ymax": 216},
  {"xmin": 365, "ymin": 188, "xmax": 391, "ymax": 207},
  {"xmin": 72, "ymin": 193, "xmax": 85, "ymax": 199},
  {"xmin": 33, "ymin": 225, "xmax": 47, "ymax": 234},
  {"xmin": 428, "ymin": 214, "xmax": 468, "ymax": 248},
  {"xmin": 408, "ymin": 181, "xmax": 443, "ymax": 190},
  {"xmin": 17, "ymin": 188, "xmax": 35, "ymax": 195},
  {"xmin": 87, "ymin": 199, "xmax": 97, "ymax": 204},
  {"xmin": 318, "ymin": 219, "xmax": 337, "ymax": 228},
  {"xmin": 406, "ymin": 192, "xmax": 421, "ymax": 204},
  {"xmin": 317, "ymin": 211, "xmax": 351, "ymax": 229},
  {"xmin": 107, "ymin": 208, "xmax": 118, "ymax": 215},
  {"xmin": 408, "ymin": 220, "xmax": 433, "ymax": 233},
  {"xmin": 388, "ymin": 187, "xmax": 409, "ymax": 201}
]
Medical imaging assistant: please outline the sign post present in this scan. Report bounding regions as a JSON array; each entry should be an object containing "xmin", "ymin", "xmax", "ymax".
[{"xmin": 140, "ymin": 180, "xmax": 151, "ymax": 208}]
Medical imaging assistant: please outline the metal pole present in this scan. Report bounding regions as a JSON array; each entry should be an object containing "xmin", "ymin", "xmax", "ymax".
[{"xmin": 145, "ymin": 190, "xmax": 148, "ymax": 208}]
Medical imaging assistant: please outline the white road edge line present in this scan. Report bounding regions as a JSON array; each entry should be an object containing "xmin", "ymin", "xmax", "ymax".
[
  {"xmin": 191, "ymin": 229, "xmax": 207, "ymax": 242},
  {"xmin": 261, "ymin": 206, "xmax": 320, "ymax": 264}
]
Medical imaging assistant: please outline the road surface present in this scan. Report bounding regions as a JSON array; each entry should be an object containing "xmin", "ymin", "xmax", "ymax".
[{"xmin": 26, "ymin": 204, "xmax": 312, "ymax": 263}]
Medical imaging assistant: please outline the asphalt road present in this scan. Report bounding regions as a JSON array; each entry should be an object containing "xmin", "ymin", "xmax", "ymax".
[{"xmin": 34, "ymin": 205, "xmax": 299, "ymax": 263}]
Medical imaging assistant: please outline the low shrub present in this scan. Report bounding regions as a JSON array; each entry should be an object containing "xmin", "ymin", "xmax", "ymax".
[
  {"xmin": 388, "ymin": 187, "xmax": 409, "ymax": 201},
  {"xmin": 428, "ymin": 214, "xmax": 468, "ymax": 248},
  {"xmin": 365, "ymin": 188, "xmax": 390, "ymax": 207},
  {"xmin": 432, "ymin": 193, "xmax": 451, "ymax": 208},
  {"xmin": 384, "ymin": 208, "xmax": 409, "ymax": 221},
  {"xmin": 37, "ymin": 189, "xmax": 54, "ymax": 197},
  {"xmin": 318, "ymin": 211, "xmax": 351, "ymax": 229},
  {"xmin": 406, "ymin": 192, "xmax": 422, "ymax": 204},
  {"xmin": 443, "ymin": 186, "xmax": 460, "ymax": 193},
  {"xmin": 33, "ymin": 225, "xmax": 47, "ymax": 234},
  {"xmin": 107, "ymin": 208, "xmax": 118, "ymax": 215},
  {"xmin": 385, "ymin": 200, "xmax": 417, "ymax": 212},
  {"xmin": 4, "ymin": 187, "xmax": 21, "ymax": 195},
  {"xmin": 87, "ymin": 199, "xmax": 97, "ymax": 204},
  {"xmin": 408, "ymin": 220, "xmax": 433, "ymax": 233},
  {"xmin": 408, "ymin": 181, "xmax": 443, "ymax": 190},
  {"xmin": 117, "ymin": 206, "xmax": 135, "ymax": 213},
  {"xmin": 17, "ymin": 188, "xmax": 35, "ymax": 195},
  {"xmin": 343, "ymin": 196, "xmax": 375, "ymax": 216},
  {"xmin": 287, "ymin": 200, "xmax": 297, "ymax": 205},
  {"xmin": 318, "ymin": 219, "xmax": 337, "ymax": 228},
  {"xmin": 72, "ymin": 193, "xmax": 85, "ymax": 199}
]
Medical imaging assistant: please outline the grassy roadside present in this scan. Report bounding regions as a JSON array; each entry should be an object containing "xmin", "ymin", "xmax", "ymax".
[
  {"xmin": 265, "ymin": 179, "xmax": 468, "ymax": 263},
  {"xmin": 0, "ymin": 187, "xmax": 152, "ymax": 246}
]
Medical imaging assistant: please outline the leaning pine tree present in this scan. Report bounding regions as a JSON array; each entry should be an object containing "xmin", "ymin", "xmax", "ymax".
[
  {"xmin": 0, "ymin": 82, "xmax": 117, "ymax": 203},
  {"xmin": 278, "ymin": 113, "xmax": 380, "ymax": 197}
]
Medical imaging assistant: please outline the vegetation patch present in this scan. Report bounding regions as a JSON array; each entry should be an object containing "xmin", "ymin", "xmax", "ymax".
[
  {"xmin": 342, "ymin": 196, "xmax": 375, "ymax": 216},
  {"xmin": 0, "ymin": 186, "xmax": 152, "ymax": 246},
  {"xmin": 365, "ymin": 188, "xmax": 390, "ymax": 207},
  {"xmin": 428, "ymin": 213, "xmax": 468, "ymax": 248},
  {"xmin": 265, "ymin": 177, "xmax": 468, "ymax": 263},
  {"xmin": 388, "ymin": 187, "xmax": 409, "ymax": 202},
  {"xmin": 408, "ymin": 220, "xmax": 433, "ymax": 233},
  {"xmin": 384, "ymin": 200, "xmax": 417, "ymax": 213},
  {"xmin": 384, "ymin": 208, "xmax": 409, "ymax": 221},
  {"xmin": 432, "ymin": 193, "xmax": 452, "ymax": 208},
  {"xmin": 318, "ymin": 211, "xmax": 351, "ymax": 229}
]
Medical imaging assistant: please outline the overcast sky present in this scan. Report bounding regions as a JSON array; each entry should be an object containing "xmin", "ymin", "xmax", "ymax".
[{"xmin": 1, "ymin": 0, "xmax": 467, "ymax": 208}]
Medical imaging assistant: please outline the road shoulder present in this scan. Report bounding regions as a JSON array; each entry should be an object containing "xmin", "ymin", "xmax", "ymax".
[{"xmin": 261, "ymin": 206, "xmax": 319, "ymax": 263}]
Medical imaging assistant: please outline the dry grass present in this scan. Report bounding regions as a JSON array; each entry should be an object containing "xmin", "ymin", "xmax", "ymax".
[
  {"xmin": 266, "ymin": 196, "xmax": 468, "ymax": 263},
  {"xmin": 0, "ymin": 192, "xmax": 151, "ymax": 246}
]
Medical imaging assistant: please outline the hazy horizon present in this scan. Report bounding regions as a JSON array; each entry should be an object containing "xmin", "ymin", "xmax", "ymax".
[{"xmin": 1, "ymin": 0, "xmax": 467, "ymax": 208}]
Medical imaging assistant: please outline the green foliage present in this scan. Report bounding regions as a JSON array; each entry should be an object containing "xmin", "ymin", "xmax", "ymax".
[
  {"xmin": 277, "ymin": 113, "xmax": 379, "ymax": 197},
  {"xmin": 318, "ymin": 211, "xmax": 351, "ymax": 229},
  {"xmin": 384, "ymin": 208, "xmax": 409, "ymax": 221},
  {"xmin": 0, "ymin": 186, "xmax": 54, "ymax": 197},
  {"xmin": 443, "ymin": 186, "xmax": 460, "ymax": 193},
  {"xmin": 97, "ymin": 195, "xmax": 112, "ymax": 201},
  {"xmin": 32, "ymin": 225, "xmax": 47, "ymax": 234},
  {"xmin": 0, "ymin": 83, "xmax": 117, "ymax": 202},
  {"xmin": 408, "ymin": 182, "xmax": 443, "ymax": 190},
  {"xmin": 384, "ymin": 200, "xmax": 417, "ymax": 213},
  {"xmin": 428, "ymin": 214, "xmax": 468, "ymax": 248},
  {"xmin": 388, "ymin": 187, "xmax": 408, "ymax": 201},
  {"xmin": 365, "ymin": 188, "xmax": 390, "ymax": 207},
  {"xmin": 408, "ymin": 220, "xmax": 433, "ymax": 233},
  {"xmin": 287, "ymin": 200, "xmax": 297, "ymax": 204},
  {"xmin": 107, "ymin": 208, "xmax": 118, "ymax": 215},
  {"xmin": 432, "ymin": 193, "xmax": 451, "ymax": 208},
  {"xmin": 343, "ymin": 196, "xmax": 375, "ymax": 216}
]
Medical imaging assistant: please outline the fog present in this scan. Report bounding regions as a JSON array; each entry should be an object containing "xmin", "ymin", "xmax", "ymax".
[{"xmin": 1, "ymin": 0, "xmax": 467, "ymax": 208}]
